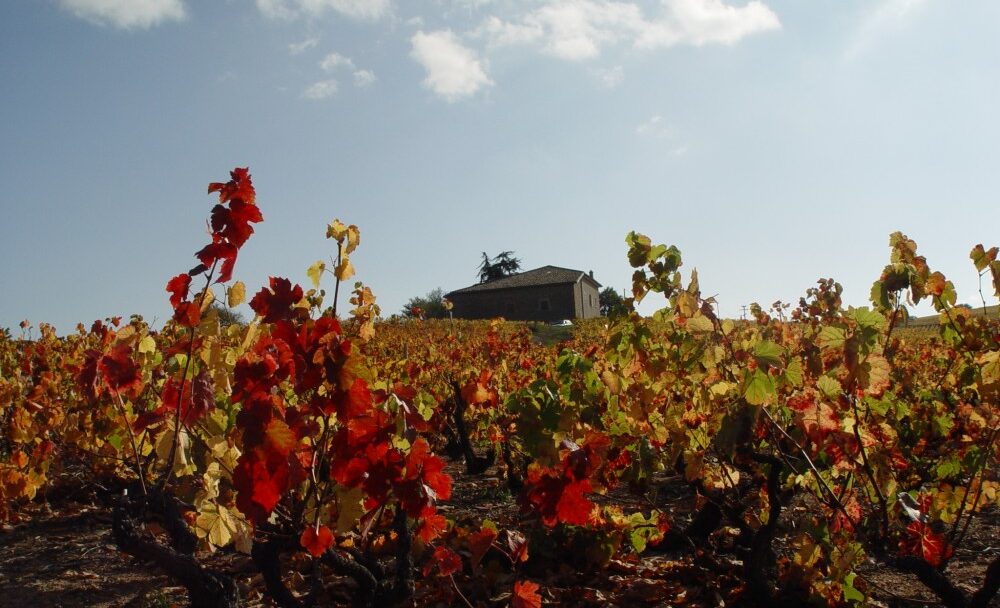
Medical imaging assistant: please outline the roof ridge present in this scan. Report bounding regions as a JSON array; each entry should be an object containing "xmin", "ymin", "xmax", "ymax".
[{"xmin": 446, "ymin": 264, "xmax": 598, "ymax": 296}]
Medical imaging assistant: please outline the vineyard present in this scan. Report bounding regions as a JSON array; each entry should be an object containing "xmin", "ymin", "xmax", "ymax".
[{"xmin": 1, "ymin": 168, "xmax": 999, "ymax": 608}]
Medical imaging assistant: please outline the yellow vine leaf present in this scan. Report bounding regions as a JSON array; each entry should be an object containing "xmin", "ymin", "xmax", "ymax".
[
  {"xmin": 327, "ymin": 219, "xmax": 348, "ymax": 241},
  {"xmin": 327, "ymin": 219, "xmax": 360, "ymax": 254},
  {"xmin": 155, "ymin": 425, "xmax": 195, "ymax": 477},
  {"xmin": 357, "ymin": 319, "xmax": 375, "ymax": 342},
  {"xmin": 138, "ymin": 335, "xmax": 156, "ymax": 354},
  {"xmin": 115, "ymin": 326, "xmax": 137, "ymax": 342},
  {"xmin": 200, "ymin": 288, "xmax": 215, "ymax": 312},
  {"xmin": 686, "ymin": 314, "xmax": 714, "ymax": 333},
  {"xmin": 335, "ymin": 257, "xmax": 355, "ymax": 281},
  {"xmin": 240, "ymin": 320, "xmax": 259, "ymax": 353},
  {"xmin": 307, "ymin": 260, "xmax": 325, "ymax": 288},
  {"xmin": 208, "ymin": 433, "xmax": 241, "ymax": 472},
  {"xmin": 198, "ymin": 307, "xmax": 221, "ymax": 338},
  {"xmin": 791, "ymin": 534, "xmax": 821, "ymax": 568},
  {"xmin": 344, "ymin": 224, "xmax": 360, "ymax": 254},
  {"xmin": 336, "ymin": 487, "xmax": 366, "ymax": 534},
  {"xmin": 196, "ymin": 503, "xmax": 238, "ymax": 548},
  {"xmin": 198, "ymin": 462, "xmax": 222, "ymax": 503},
  {"xmin": 676, "ymin": 291, "xmax": 699, "ymax": 318},
  {"xmin": 227, "ymin": 281, "xmax": 245, "ymax": 307}
]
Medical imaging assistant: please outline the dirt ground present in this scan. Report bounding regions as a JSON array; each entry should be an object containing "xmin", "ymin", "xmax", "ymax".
[
  {"xmin": 0, "ymin": 507, "xmax": 185, "ymax": 607},
  {"xmin": 1, "ymin": 462, "xmax": 997, "ymax": 607}
]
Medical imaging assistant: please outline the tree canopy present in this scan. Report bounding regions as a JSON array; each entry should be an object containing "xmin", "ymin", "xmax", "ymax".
[
  {"xmin": 210, "ymin": 302, "xmax": 246, "ymax": 327},
  {"xmin": 599, "ymin": 287, "xmax": 628, "ymax": 318},
  {"xmin": 478, "ymin": 251, "xmax": 521, "ymax": 283},
  {"xmin": 401, "ymin": 287, "xmax": 450, "ymax": 319}
]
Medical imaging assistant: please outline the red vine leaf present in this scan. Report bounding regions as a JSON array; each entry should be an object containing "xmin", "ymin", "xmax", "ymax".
[
  {"xmin": 208, "ymin": 167, "xmax": 255, "ymax": 205},
  {"xmin": 166, "ymin": 273, "xmax": 192, "ymax": 309},
  {"xmin": 415, "ymin": 508, "xmax": 448, "ymax": 543},
  {"xmin": 555, "ymin": 479, "xmax": 594, "ymax": 526},
  {"xmin": 210, "ymin": 199, "xmax": 263, "ymax": 248},
  {"xmin": 899, "ymin": 521, "xmax": 953, "ymax": 568},
  {"xmin": 172, "ymin": 301, "xmax": 202, "ymax": 328},
  {"xmin": 467, "ymin": 526, "xmax": 498, "ymax": 570},
  {"xmin": 195, "ymin": 240, "xmax": 238, "ymax": 284},
  {"xmin": 263, "ymin": 418, "xmax": 298, "ymax": 457},
  {"xmin": 424, "ymin": 546, "xmax": 462, "ymax": 578},
  {"xmin": 233, "ymin": 450, "xmax": 291, "ymax": 524},
  {"xmin": 97, "ymin": 344, "xmax": 142, "ymax": 395},
  {"xmin": 160, "ymin": 371, "xmax": 214, "ymax": 426},
  {"xmin": 300, "ymin": 524, "xmax": 333, "ymax": 558},
  {"xmin": 512, "ymin": 580, "xmax": 542, "ymax": 608},
  {"xmin": 249, "ymin": 277, "xmax": 303, "ymax": 323}
]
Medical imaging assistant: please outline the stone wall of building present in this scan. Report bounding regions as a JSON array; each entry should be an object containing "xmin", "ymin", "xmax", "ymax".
[
  {"xmin": 575, "ymin": 279, "xmax": 601, "ymax": 319},
  {"xmin": 451, "ymin": 283, "xmax": 578, "ymax": 322}
]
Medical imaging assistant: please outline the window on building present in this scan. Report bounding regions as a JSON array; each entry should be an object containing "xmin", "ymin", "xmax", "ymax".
[{"xmin": 539, "ymin": 299, "xmax": 550, "ymax": 311}]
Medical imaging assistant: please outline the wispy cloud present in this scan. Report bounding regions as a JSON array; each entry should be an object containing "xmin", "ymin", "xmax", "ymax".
[
  {"xmin": 257, "ymin": 0, "xmax": 392, "ymax": 21},
  {"xmin": 59, "ymin": 0, "xmax": 186, "ymax": 29},
  {"xmin": 474, "ymin": 0, "xmax": 780, "ymax": 61},
  {"xmin": 636, "ymin": 114, "xmax": 672, "ymax": 138},
  {"xmin": 449, "ymin": 0, "xmax": 496, "ymax": 12},
  {"xmin": 317, "ymin": 52, "xmax": 375, "ymax": 88},
  {"xmin": 289, "ymin": 36, "xmax": 319, "ymax": 55},
  {"xmin": 353, "ymin": 69, "xmax": 377, "ymax": 87},
  {"xmin": 302, "ymin": 79, "xmax": 338, "ymax": 99},
  {"xmin": 593, "ymin": 65, "xmax": 624, "ymax": 88},
  {"xmin": 472, "ymin": 15, "xmax": 545, "ymax": 48},
  {"xmin": 845, "ymin": 0, "xmax": 930, "ymax": 59},
  {"xmin": 411, "ymin": 30, "xmax": 493, "ymax": 102},
  {"xmin": 320, "ymin": 52, "xmax": 355, "ymax": 71}
]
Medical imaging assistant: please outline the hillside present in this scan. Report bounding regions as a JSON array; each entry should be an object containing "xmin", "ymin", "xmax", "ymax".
[{"xmin": 905, "ymin": 303, "xmax": 999, "ymax": 327}]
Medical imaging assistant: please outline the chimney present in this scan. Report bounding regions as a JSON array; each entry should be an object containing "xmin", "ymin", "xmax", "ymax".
[{"xmin": 589, "ymin": 270, "xmax": 594, "ymax": 279}]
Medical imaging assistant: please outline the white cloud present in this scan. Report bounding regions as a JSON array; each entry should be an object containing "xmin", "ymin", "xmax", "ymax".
[
  {"xmin": 593, "ymin": 65, "xmax": 624, "ymax": 87},
  {"xmin": 636, "ymin": 114, "xmax": 672, "ymax": 138},
  {"xmin": 450, "ymin": 0, "xmax": 496, "ymax": 11},
  {"xmin": 320, "ymin": 52, "xmax": 355, "ymax": 71},
  {"xmin": 257, "ymin": 0, "xmax": 391, "ymax": 21},
  {"xmin": 257, "ymin": 0, "xmax": 295, "ymax": 19},
  {"xmin": 289, "ymin": 37, "xmax": 319, "ymax": 54},
  {"xmin": 472, "ymin": 15, "xmax": 544, "ymax": 47},
  {"xmin": 476, "ymin": 0, "xmax": 780, "ymax": 60},
  {"xmin": 638, "ymin": 0, "xmax": 781, "ymax": 48},
  {"xmin": 353, "ymin": 69, "xmax": 377, "ymax": 87},
  {"xmin": 533, "ymin": 1, "xmax": 645, "ymax": 60},
  {"xmin": 410, "ymin": 30, "xmax": 493, "ymax": 102},
  {"xmin": 320, "ymin": 0, "xmax": 391, "ymax": 20},
  {"xmin": 317, "ymin": 52, "xmax": 374, "ymax": 88},
  {"xmin": 302, "ymin": 79, "xmax": 338, "ymax": 99},
  {"xmin": 60, "ymin": 0, "xmax": 185, "ymax": 29}
]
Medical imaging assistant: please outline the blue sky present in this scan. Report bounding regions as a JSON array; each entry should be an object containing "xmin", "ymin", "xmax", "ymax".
[{"xmin": 2, "ymin": 0, "xmax": 998, "ymax": 332}]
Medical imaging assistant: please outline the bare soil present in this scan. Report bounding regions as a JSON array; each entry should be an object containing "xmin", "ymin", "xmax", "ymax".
[{"xmin": 1, "ymin": 461, "xmax": 997, "ymax": 607}]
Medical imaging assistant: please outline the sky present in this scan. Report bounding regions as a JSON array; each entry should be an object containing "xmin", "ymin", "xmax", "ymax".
[{"xmin": 1, "ymin": 0, "xmax": 999, "ymax": 333}]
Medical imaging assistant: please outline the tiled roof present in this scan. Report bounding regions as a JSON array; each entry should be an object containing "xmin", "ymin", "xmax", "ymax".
[{"xmin": 447, "ymin": 266, "xmax": 600, "ymax": 295}]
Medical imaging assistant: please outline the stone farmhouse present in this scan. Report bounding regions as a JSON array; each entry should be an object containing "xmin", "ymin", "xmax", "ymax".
[{"xmin": 445, "ymin": 266, "xmax": 602, "ymax": 322}]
